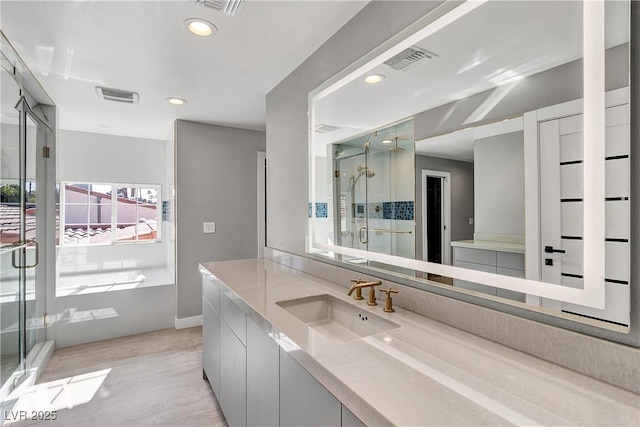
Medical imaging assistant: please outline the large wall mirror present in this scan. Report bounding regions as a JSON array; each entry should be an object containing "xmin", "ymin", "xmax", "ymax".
[{"xmin": 308, "ymin": 0, "xmax": 632, "ymax": 333}]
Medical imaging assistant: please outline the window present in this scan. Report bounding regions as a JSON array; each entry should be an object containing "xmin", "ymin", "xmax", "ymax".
[{"xmin": 61, "ymin": 182, "xmax": 161, "ymax": 246}]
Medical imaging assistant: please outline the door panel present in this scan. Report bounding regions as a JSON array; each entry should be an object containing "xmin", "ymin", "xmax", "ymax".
[
  {"xmin": 0, "ymin": 65, "xmax": 23, "ymax": 390},
  {"xmin": 539, "ymin": 104, "xmax": 630, "ymax": 324}
]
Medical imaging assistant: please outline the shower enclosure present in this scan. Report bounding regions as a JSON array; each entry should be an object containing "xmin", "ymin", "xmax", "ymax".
[
  {"xmin": 1, "ymin": 32, "xmax": 56, "ymax": 410},
  {"xmin": 333, "ymin": 120, "xmax": 415, "ymax": 262}
]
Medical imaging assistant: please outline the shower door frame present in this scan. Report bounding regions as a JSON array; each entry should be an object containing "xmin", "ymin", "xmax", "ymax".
[
  {"xmin": 0, "ymin": 31, "xmax": 56, "ymax": 402},
  {"xmin": 334, "ymin": 148, "xmax": 371, "ymax": 253}
]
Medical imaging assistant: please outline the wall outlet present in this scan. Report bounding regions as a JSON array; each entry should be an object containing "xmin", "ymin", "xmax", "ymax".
[
  {"xmin": 203, "ymin": 222, "xmax": 216, "ymax": 234},
  {"xmin": 469, "ymin": 218, "xmax": 474, "ymax": 225}
]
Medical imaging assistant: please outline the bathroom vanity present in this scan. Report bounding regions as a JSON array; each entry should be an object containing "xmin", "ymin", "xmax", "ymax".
[
  {"xmin": 451, "ymin": 240, "xmax": 525, "ymax": 302},
  {"xmin": 200, "ymin": 258, "xmax": 639, "ymax": 427}
]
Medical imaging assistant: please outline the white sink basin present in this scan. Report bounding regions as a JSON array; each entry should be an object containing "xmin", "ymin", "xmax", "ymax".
[{"xmin": 276, "ymin": 294, "xmax": 399, "ymax": 342}]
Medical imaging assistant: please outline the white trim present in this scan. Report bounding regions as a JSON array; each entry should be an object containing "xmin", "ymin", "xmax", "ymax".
[
  {"xmin": 257, "ymin": 151, "xmax": 266, "ymax": 258},
  {"xmin": 582, "ymin": 0, "xmax": 606, "ymax": 310},
  {"xmin": 421, "ymin": 170, "xmax": 451, "ymax": 266},
  {"xmin": 175, "ymin": 315, "xmax": 202, "ymax": 329}
]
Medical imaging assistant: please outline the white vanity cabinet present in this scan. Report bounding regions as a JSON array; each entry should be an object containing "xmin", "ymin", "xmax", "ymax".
[
  {"xmin": 452, "ymin": 246, "xmax": 526, "ymax": 302},
  {"xmin": 202, "ymin": 276, "xmax": 221, "ymax": 395},
  {"xmin": 202, "ymin": 273, "xmax": 366, "ymax": 427},
  {"xmin": 279, "ymin": 348, "xmax": 341, "ymax": 427},
  {"xmin": 247, "ymin": 318, "xmax": 279, "ymax": 427}
]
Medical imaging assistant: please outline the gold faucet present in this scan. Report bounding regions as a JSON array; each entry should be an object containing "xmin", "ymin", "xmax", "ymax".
[
  {"xmin": 379, "ymin": 288, "xmax": 398, "ymax": 313},
  {"xmin": 347, "ymin": 280, "xmax": 382, "ymax": 305}
]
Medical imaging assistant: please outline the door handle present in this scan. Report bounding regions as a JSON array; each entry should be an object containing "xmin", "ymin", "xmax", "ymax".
[
  {"xmin": 11, "ymin": 239, "xmax": 39, "ymax": 269},
  {"xmin": 358, "ymin": 227, "xmax": 368, "ymax": 244},
  {"xmin": 544, "ymin": 245, "xmax": 565, "ymax": 254}
]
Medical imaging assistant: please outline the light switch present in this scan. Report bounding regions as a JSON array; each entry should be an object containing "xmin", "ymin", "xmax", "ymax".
[
  {"xmin": 203, "ymin": 222, "xmax": 216, "ymax": 234},
  {"xmin": 469, "ymin": 218, "xmax": 474, "ymax": 225}
]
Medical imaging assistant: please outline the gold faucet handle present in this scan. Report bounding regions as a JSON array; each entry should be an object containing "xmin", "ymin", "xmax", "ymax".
[
  {"xmin": 350, "ymin": 278, "xmax": 365, "ymax": 284},
  {"xmin": 379, "ymin": 288, "xmax": 398, "ymax": 313},
  {"xmin": 379, "ymin": 288, "xmax": 398, "ymax": 297}
]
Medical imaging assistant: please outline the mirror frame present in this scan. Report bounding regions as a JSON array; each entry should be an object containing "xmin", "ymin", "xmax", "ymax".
[{"xmin": 308, "ymin": 1, "xmax": 622, "ymax": 312}]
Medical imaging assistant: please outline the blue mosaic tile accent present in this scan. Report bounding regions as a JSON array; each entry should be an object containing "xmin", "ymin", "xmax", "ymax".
[
  {"xmin": 162, "ymin": 200, "xmax": 170, "ymax": 222},
  {"xmin": 308, "ymin": 202, "xmax": 328, "ymax": 218},
  {"xmin": 316, "ymin": 202, "xmax": 328, "ymax": 218},
  {"xmin": 352, "ymin": 203, "xmax": 366, "ymax": 218},
  {"xmin": 382, "ymin": 201, "xmax": 414, "ymax": 220}
]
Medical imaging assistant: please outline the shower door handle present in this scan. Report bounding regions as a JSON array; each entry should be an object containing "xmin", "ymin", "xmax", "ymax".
[
  {"xmin": 11, "ymin": 239, "xmax": 39, "ymax": 269},
  {"xmin": 358, "ymin": 227, "xmax": 368, "ymax": 244}
]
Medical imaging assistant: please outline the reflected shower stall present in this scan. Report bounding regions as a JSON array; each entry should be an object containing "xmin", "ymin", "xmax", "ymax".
[
  {"xmin": 333, "ymin": 120, "xmax": 415, "ymax": 261},
  {"xmin": 0, "ymin": 31, "xmax": 56, "ymax": 414}
]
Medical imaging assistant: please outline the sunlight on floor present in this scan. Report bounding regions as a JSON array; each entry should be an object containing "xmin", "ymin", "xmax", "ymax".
[{"xmin": 4, "ymin": 368, "xmax": 111, "ymax": 423}]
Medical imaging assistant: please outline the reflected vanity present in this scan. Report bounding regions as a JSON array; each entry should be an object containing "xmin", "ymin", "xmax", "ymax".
[{"xmin": 308, "ymin": 0, "xmax": 633, "ymax": 338}]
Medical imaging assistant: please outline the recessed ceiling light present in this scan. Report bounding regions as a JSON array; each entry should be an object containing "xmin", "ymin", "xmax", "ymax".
[
  {"xmin": 364, "ymin": 74, "xmax": 385, "ymax": 84},
  {"xmin": 381, "ymin": 139, "xmax": 392, "ymax": 144},
  {"xmin": 166, "ymin": 97, "xmax": 187, "ymax": 105},
  {"xmin": 184, "ymin": 18, "xmax": 217, "ymax": 37}
]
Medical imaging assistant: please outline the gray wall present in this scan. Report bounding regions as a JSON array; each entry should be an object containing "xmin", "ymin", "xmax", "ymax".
[
  {"xmin": 414, "ymin": 155, "xmax": 474, "ymax": 261},
  {"xmin": 266, "ymin": 1, "xmax": 445, "ymax": 255},
  {"xmin": 474, "ymin": 131, "xmax": 524, "ymax": 237},
  {"xmin": 175, "ymin": 120, "xmax": 266, "ymax": 319}
]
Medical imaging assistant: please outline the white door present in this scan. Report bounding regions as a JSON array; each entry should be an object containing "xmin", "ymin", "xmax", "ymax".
[{"xmin": 539, "ymin": 103, "xmax": 630, "ymax": 325}]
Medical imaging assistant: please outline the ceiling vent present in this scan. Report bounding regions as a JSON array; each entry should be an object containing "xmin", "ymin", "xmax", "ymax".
[
  {"xmin": 384, "ymin": 46, "xmax": 437, "ymax": 72},
  {"xmin": 315, "ymin": 124, "xmax": 340, "ymax": 133},
  {"xmin": 96, "ymin": 86, "xmax": 139, "ymax": 104},
  {"xmin": 194, "ymin": 0, "xmax": 245, "ymax": 16}
]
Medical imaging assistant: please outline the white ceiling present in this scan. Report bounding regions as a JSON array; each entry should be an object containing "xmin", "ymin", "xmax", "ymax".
[
  {"xmin": 1, "ymin": 0, "xmax": 368, "ymax": 140},
  {"xmin": 315, "ymin": 0, "xmax": 629, "ymax": 156}
]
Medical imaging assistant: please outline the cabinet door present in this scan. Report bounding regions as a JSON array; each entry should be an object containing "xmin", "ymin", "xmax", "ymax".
[
  {"xmin": 202, "ymin": 297, "xmax": 220, "ymax": 396},
  {"xmin": 280, "ymin": 348, "xmax": 340, "ymax": 427},
  {"xmin": 246, "ymin": 317, "xmax": 279, "ymax": 427},
  {"xmin": 341, "ymin": 405, "xmax": 366, "ymax": 427},
  {"xmin": 220, "ymin": 320, "xmax": 247, "ymax": 427}
]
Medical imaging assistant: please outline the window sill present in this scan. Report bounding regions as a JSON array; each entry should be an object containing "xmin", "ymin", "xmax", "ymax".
[{"xmin": 56, "ymin": 267, "xmax": 174, "ymax": 297}]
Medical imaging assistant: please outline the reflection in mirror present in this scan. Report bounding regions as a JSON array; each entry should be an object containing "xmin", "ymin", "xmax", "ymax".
[
  {"xmin": 309, "ymin": 0, "xmax": 630, "ymax": 330},
  {"xmin": 333, "ymin": 120, "xmax": 415, "ymax": 262}
]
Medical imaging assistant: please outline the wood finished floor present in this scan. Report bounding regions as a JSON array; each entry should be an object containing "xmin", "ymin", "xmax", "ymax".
[{"xmin": 10, "ymin": 327, "xmax": 227, "ymax": 427}]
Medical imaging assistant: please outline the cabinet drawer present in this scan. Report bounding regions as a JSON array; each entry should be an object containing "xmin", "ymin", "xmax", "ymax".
[
  {"xmin": 453, "ymin": 247, "xmax": 496, "ymax": 266},
  {"xmin": 496, "ymin": 252, "xmax": 525, "ymax": 270},
  {"xmin": 454, "ymin": 260, "xmax": 497, "ymax": 274},
  {"xmin": 203, "ymin": 276, "xmax": 220, "ymax": 312},
  {"xmin": 220, "ymin": 290, "xmax": 247, "ymax": 346},
  {"xmin": 496, "ymin": 267, "xmax": 525, "ymax": 278}
]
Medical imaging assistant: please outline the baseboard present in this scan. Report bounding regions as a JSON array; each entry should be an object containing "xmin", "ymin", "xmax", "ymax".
[{"xmin": 175, "ymin": 315, "xmax": 202, "ymax": 329}]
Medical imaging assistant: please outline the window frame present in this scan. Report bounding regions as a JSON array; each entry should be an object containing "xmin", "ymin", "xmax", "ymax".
[{"xmin": 59, "ymin": 181, "xmax": 162, "ymax": 247}]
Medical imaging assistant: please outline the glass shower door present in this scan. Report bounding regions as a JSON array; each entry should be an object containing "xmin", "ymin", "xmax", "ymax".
[
  {"xmin": 335, "ymin": 150, "xmax": 370, "ymax": 252},
  {"xmin": 0, "ymin": 64, "xmax": 24, "ymax": 390},
  {"xmin": 0, "ymin": 62, "xmax": 42, "ymax": 395}
]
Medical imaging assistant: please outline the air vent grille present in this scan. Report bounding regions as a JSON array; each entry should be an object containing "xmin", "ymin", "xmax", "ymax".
[
  {"xmin": 384, "ymin": 46, "xmax": 436, "ymax": 72},
  {"xmin": 315, "ymin": 124, "xmax": 340, "ymax": 133},
  {"xmin": 96, "ymin": 86, "xmax": 139, "ymax": 104},
  {"xmin": 194, "ymin": 0, "xmax": 245, "ymax": 16}
]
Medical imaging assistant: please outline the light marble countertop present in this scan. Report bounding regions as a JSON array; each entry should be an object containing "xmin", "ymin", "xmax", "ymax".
[
  {"xmin": 451, "ymin": 239, "xmax": 526, "ymax": 254},
  {"xmin": 199, "ymin": 258, "xmax": 639, "ymax": 426}
]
